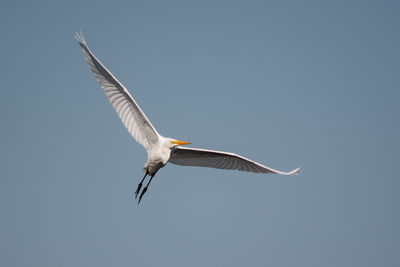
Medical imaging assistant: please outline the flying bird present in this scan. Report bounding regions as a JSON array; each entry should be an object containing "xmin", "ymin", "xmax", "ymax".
[{"xmin": 75, "ymin": 32, "xmax": 300, "ymax": 204}]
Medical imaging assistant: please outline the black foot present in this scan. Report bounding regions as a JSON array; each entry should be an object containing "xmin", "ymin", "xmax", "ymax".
[
  {"xmin": 137, "ymin": 187, "xmax": 148, "ymax": 204},
  {"xmin": 134, "ymin": 183, "xmax": 142, "ymax": 199}
]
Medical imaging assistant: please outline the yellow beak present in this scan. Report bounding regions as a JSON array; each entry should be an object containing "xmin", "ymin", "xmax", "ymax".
[{"xmin": 172, "ymin": 140, "xmax": 191, "ymax": 146}]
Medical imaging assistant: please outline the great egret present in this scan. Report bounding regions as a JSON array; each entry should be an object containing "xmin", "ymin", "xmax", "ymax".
[{"xmin": 75, "ymin": 32, "xmax": 300, "ymax": 204}]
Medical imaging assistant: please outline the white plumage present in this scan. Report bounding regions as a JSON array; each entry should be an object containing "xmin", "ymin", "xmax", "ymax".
[
  {"xmin": 76, "ymin": 32, "xmax": 300, "ymax": 203},
  {"xmin": 169, "ymin": 147, "xmax": 299, "ymax": 175}
]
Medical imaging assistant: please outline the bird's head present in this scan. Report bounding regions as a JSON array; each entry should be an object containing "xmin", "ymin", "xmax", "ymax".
[{"xmin": 166, "ymin": 138, "xmax": 191, "ymax": 149}]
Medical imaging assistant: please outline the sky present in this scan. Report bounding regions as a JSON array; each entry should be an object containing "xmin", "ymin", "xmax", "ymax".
[{"xmin": 0, "ymin": 0, "xmax": 399, "ymax": 266}]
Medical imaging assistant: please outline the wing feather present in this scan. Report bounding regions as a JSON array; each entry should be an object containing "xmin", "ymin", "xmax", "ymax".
[
  {"xmin": 75, "ymin": 32, "xmax": 159, "ymax": 150},
  {"xmin": 169, "ymin": 147, "xmax": 300, "ymax": 175}
]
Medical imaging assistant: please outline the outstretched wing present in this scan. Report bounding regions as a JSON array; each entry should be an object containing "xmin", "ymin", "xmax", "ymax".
[
  {"xmin": 169, "ymin": 146, "xmax": 300, "ymax": 175},
  {"xmin": 75, "ymin": 32, "xmax": 159, "ymax": 151}
]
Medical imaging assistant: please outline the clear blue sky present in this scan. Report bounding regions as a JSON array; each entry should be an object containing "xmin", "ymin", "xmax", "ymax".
[{"xmin": 1, "ymin": 0, "xmax": 399, "ymax": 266}]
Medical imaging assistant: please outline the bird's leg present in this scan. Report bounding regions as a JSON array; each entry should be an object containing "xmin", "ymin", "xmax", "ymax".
[
  {"xmin": 137, "ymin": 172, "xmax": 156, "ymax": 204},
  {"xmin": 135, "ymin": 171, "xmax": 148, "ymax": 199}
]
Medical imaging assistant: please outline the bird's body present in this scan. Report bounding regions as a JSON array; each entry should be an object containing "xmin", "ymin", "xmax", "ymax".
[
  {"xmin": 144, "ymin": 137, "xmax": 176, "ymax": 175},
  {"xmin": 75, "ymin": 32, "xmax": 299, "ymax": 203}
]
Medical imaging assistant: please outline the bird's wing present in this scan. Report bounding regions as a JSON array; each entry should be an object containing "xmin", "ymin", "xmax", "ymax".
[
  {"xmin": 75, "ymin": 32, "xmax": 160, "ymax": 151},
  {"xmin": 169, "ymin": 146, "xmax": 300, "ymax": 175}
]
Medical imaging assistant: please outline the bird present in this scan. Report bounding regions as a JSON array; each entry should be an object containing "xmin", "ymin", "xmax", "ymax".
[{"xmin": 75, "ymin": 32, "xmax": 300, "ymax": 204}]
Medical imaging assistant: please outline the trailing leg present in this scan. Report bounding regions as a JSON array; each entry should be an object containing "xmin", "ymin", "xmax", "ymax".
[
  {"xmin": 138, "ymin": 172, "xmax": 156, "ymax": 204},
  {"xmin": 134, "ymin": 171, "xmax": 148, "ymax": 199}
]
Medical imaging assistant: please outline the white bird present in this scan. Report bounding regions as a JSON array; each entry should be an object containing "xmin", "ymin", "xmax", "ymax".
[{"xmin": 75, "ymin": 32, "xmax": 300, "ymax": 203}]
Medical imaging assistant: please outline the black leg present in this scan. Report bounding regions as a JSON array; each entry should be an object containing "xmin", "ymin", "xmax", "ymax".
[
  {"xmin": 137, "ymin": 172, "xmax": 156, "ymax": 204},
  {"xmin": 135, "ymin": 172, "xmax": 148, "ymax": 199}
]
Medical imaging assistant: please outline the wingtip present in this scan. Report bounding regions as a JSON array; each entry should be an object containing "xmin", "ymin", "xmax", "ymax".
[
  {"xmin": 289, "ymin": 167, "xmax": 301, "ymax": 175},
  {"xmin": 74, "ymin": 29, "xmax": 86, "ymax": 46}
]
